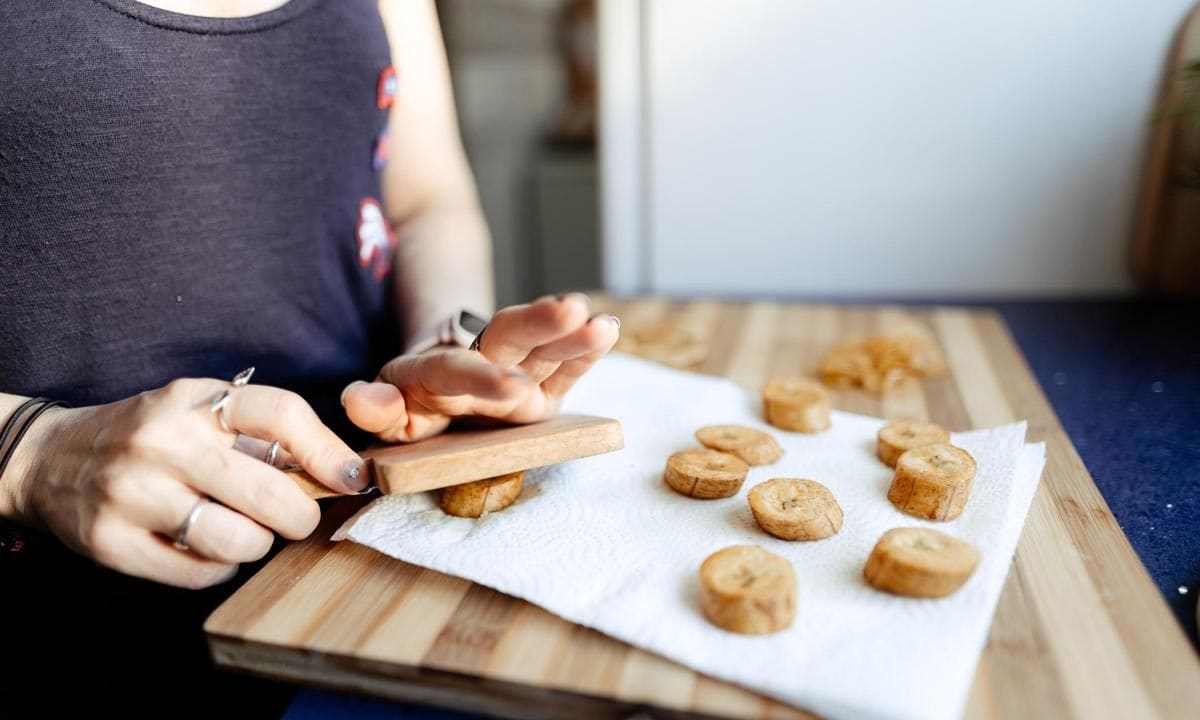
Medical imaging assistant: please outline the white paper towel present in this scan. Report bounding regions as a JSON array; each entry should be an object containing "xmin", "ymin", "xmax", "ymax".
[{"xmin": 335, "ymin": 354, "xmax": 1046, "ymax": 720}]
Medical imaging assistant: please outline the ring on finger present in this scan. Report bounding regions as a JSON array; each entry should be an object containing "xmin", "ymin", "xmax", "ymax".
[
  {"xmin": 211, "ymin": 367, "xmax": 255, "ymax": 434},
  {"xmin": 173, "ymin": 498, "xmax": 209, "ymax": 551},
  {"xmin": 231, "ymin": 366, "xmax": 255, "ymax": 387},
  {"xmin": 210, "ymin": 390, "xmax": 233, "ymax": 433},
  {"xmin": 264, "ymin": 440, "xmax": 281, "ymax": 466}
]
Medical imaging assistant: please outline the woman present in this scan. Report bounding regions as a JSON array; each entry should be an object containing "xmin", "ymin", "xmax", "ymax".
[{"xmin": 0, "ymin": 0, "xmax": 615, "ymax": 711}]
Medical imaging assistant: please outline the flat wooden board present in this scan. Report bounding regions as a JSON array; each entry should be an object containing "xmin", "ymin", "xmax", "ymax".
[
  {"xmin": 287, "ymin": 415, "xmax": 623, "ymax": 499},
  {"xmin": 206, "ymin": 299, "xmax": 1200, "ymax": 720}
]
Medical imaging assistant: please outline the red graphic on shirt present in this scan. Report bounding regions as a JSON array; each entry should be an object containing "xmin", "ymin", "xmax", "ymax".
[
  {"xmin": 356, "ymin": 198, "xmax": 395, "ymax": 280},
  {"xmin": 377, "ymin": 66, "xmax": 398, "ymax": 110}
]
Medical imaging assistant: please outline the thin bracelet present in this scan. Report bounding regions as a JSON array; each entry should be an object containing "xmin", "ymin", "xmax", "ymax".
[
  {"xmin": 0, "ymin": 398, "xmax": 68, "ymax": 482},
  {"xmin": 0, "ymin": 398, "xmax": 47, "ymax": 455}
]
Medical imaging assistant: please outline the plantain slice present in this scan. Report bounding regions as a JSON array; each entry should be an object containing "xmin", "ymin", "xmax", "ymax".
[
  {"xmin": 616, "ymin": 322, "xmax": 708, "ymax": 369},
  {"xmin": 748, "ymin": 478, "xmax": 843, "ymax": 541},
  {"xmin": 664, "ymin": 448, "xmax": 749, "ymax": 499},
  {"xmin": 700, "ymin": 545, "xmax": 797, "ymax": 634},
  {"xmin": 761, "ymin": 378, "xmax": 832, "ymax": 433},
  {"xmin": 864, "ymin": 527, "xmax": 980, "ymax": 598},
  {"xmin": 876, "ymin": 420, "xmax": 951, "ymax": 468},
  {"xmin": 695, "ymin": 424, "xmax": 783, "ymax": 466},
  {"xmin": 887, "ymin": 443, "xmax": 977, "ymax": 521},
  {"xmin": 440, "ymin": 471, "xmax": 525, "ymax": 518}
]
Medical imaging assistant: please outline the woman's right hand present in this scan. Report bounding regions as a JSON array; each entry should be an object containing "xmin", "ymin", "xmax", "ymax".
[{"xmin": 3, "ymin": 378, "xmax": 366, "ymax": 589}]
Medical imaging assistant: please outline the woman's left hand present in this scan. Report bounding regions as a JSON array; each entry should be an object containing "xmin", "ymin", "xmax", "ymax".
[{"xmin": 342, "ymin": 294, "xmax": 619, "ymax": 442}]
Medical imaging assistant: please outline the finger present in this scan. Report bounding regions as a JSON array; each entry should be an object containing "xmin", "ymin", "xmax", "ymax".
[
  {"xmin": 109, "ymin": 469, "xmax": 275, "ymax": 564},
  {"xmin": 365, "ymin": 352, "xmax": 533, "ymax": 435},
  {"xmin": 91, "ymin": 517, "xmax": 239, "ymax": 590},
  {"xmin": 539, "ymin": 340, "xmax": 619, "ymax": 401},
  {"xmin": 344, "ymin": 350, "xmax": 533, "ymax": 441},
  {"xmin": 233, "ymin": 434, "xmax": 297, "ymax": 467},
  {"xmin": 517, "ymin": 313, "xmax": 621, "ymax": 383},
  {"xmin": 477, "ymin": 293, "xmax": 591, "ymax": 366},
  {"xmin": 168, "ymin": 499, "xmax": 274, "ymax": 564},
  {"xmin": 220, "ymin": 385, "xmax": 367, "ymax": 493},
  {"xmin": 374, "ymin": 349, "xmax": 534, "ymax": 412},
  {"xmin": 181, "ymin": 444, "xmax": 321, "ymax": 540}
]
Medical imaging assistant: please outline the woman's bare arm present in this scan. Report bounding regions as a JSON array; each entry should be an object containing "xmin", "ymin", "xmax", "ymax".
[{"xmin": 377, "ymin": 0, "xmax": 494, "ymax": 344}]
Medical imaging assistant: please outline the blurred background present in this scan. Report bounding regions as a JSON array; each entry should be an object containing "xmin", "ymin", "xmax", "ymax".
[
  {"xmin": 438, "ymin": 0, "xmax": 1200, "ymax": 305},
  {"xmin": 436, "ymin": 4, "xmax": 1200, "ymax": 639}
]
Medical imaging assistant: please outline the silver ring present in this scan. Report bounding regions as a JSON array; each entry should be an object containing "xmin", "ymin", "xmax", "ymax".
[
  {"xmin": 210, "ymin": 390, "xmax": 232, "ymax": 433},
  {"xmin": 209, "ymin": 368, "xmax": 253, "ymax": 434},
  {"xmin": 265, "ymin": 440, "xmax": 281, "ymax": 466},
  {"xmin": 173, "ymin": 499, "xmax": 208, "ymax": 551}
]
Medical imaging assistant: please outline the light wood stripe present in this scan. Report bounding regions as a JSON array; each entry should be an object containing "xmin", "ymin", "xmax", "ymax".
[
  {"xmin": 690, "ymin": 677, "xmax": 774, "ymax": 718},
  {"xmin": 1017, "ymin": 492, "xmax": 1159, "ymax": 718},
  {"xmin": 484, "ymin": 603, "xmax": 575, "ymax": 684},
  {"xmin": 698, "ymin": 302, "xmax": 749, "ymax": 376},
  {"xmin": 203, "ymin": 497, "xmax": 364, "ymax": 637},
  {"xmin": 356, "ymin": 568, "xmax": 472, "ymax": 665},
  {"xmin": 615, "ymin": 648, "xmax": 698, "ymax": 709},
  {"xmin": 304, "ymin": 551, "xmax": 425, "ymax": 653},
  {"xmin": 551, "ymin": 625, "xmax": 633, "ymax": 696},
  {"xmin": 244, "ymin": 541, "xmax": 380, "ymax": 645},
  {"xmin": 725, "ymin": 302, "xmax": 780, "ymax": 392},
  {"xmin": 933, "ymin": 309, "xmax": 1015, "ymax": 428},
  {"xmin": 970, "ymin": 557, "xmax": 1072, "ymax": 718}
]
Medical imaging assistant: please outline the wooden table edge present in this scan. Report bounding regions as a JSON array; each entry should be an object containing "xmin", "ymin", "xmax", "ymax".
[{"xmin": 208, "ymin": 632, "xmax": 751, "ymax": 720}]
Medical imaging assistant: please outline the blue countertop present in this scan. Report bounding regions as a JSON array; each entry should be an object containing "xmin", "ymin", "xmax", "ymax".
[{"xmin": 285, "ymin": 297, "xmax": 1200, "ymax": 720}]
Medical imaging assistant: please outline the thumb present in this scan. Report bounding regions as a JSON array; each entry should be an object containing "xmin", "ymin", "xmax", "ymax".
[{"xmin": 341, "ymin": 379, "xmax": 408, "ymax": 435}]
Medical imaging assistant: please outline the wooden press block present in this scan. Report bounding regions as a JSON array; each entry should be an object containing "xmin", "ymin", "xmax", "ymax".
[{"xmin": 288, "ymin": 414, "xmax": 623, "ymax": 499}]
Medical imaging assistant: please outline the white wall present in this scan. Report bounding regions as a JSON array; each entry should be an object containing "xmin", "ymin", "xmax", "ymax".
[{"xmin": 601, "ymin": 0, "xmax": 1197, "ymax": 297}]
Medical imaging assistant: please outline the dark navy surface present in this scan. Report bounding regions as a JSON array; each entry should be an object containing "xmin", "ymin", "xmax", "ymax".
[
  {"xmin": 993, "ymin": 299, "xmax": 1199, "ymax": 643},
  {"xmin": 283, "ymin": 297, "xmax": 1200, "ymax": 720}
]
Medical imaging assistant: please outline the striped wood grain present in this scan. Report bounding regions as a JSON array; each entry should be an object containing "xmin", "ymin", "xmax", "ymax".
[{"xmin": 205, "ymin": 300, "xmax": 1200, "ymax": 720}]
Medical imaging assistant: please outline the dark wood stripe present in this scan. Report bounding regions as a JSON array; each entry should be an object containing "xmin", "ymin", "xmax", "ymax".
[{"xmin": 422, "ymin": 584, "xmax": 525, "ymax": 674}]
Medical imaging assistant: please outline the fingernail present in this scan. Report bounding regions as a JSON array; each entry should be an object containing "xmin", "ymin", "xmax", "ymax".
[
  {"xmin": 589, "ymin": 313, "xmax": 620, "ymax": 327},
  {"xmin": 339, "ymin": 380, "xmax": 367, "ymax": 407},
  {"xmin": 344, "ymin": 460, "xmax": 369, "ymax": 491}
]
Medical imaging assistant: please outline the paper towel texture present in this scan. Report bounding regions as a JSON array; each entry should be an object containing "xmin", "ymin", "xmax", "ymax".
[{"xmin": 336, "ymin": 354, "xmax": 1046, "ymax": 720}]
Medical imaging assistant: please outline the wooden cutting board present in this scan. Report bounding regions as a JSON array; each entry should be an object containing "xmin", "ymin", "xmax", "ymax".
[{"xmin": 205, "ymin": 299, "xmax": 1200, "ymax": 720}]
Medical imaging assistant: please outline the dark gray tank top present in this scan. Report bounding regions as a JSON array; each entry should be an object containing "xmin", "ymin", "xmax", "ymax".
[{"xmin": 0, "ymin": 0, "xmax": 400, "ymax": 441}]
